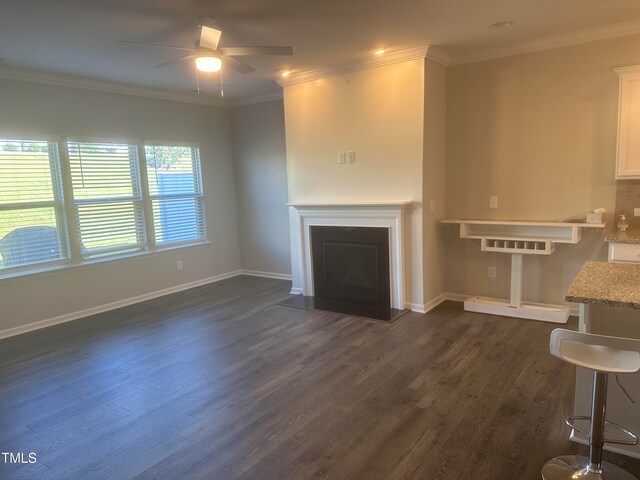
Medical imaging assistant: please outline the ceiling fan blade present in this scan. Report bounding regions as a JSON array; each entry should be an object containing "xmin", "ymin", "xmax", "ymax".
[
  {"xmin": 153, "ymin": 54, "xmax": 196, "ymax": 68},
  {"xmin": 117, "ymin": 40, "xmax": 193, "ymax": 51},
  {"xmin": 222, "ymin": 55, "xmax": 255, "ymax": 74},
  {"xmin": 200, "ymin": 25, "xmax": 222, "ymax": 50},
  {"xmin": 218, "ymin": 46, "xmax": 293, "ymax": 56}
]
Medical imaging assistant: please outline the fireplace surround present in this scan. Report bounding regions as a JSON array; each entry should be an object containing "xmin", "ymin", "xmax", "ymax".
[{"xmin": 287, "ymin": 202, "xmax": 411, "ymax": 314}]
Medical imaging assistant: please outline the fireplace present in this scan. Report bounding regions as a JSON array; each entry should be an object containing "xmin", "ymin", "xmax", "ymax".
[
  {"xmin": 281, "ymin": 202, "xmax": 411, "ymax": 320},
  {"xmin": 311, "ymin": 226, "xmax": 390, "ymax": 312}
]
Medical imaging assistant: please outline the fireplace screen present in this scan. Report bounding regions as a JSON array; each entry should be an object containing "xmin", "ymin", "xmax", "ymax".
[{"xmin": 311, "ymin": 226, "xmax": 390, "ymax": 310}]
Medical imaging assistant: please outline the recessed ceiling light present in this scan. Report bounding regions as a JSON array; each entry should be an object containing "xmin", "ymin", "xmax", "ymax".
[
  {"xmin": 280, "ymin": 69, "xmax": 292, "ymax": 77},
  {"xmin": 373, "ymin": 46, "xmax": 388, "ymax": 56},
  {"xmin": 489, "ymin": 21, "xmax": 514, "ymax": 29}
]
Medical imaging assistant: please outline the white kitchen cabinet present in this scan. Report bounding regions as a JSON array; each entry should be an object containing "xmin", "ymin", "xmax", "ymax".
[
  {"xmin": 615, "ymin": 66, "xmax": 640, "ymax": 179},
  {"xmin": 608, "ymin": 242, "xmax": 640, "ymax": 263}
]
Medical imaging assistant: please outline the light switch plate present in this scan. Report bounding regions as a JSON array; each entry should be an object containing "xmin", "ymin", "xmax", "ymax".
[
  {"xmin": 488, "ymin": 266, "xmax": 496, "ymax": 279},
  {"xmin": 635, "ymin": 208, "xmax": 640, "ymax": 217},
  {"xmin": 338, "ymin": 151, "xmax": 346, "ymax": 164},
  {"xmin": 347, "ymin": 151, "xmax": 356, "ymax": 163},
  {"xmin": 489, "ymin": 196, "xmax": 498, "ymax": 209}
]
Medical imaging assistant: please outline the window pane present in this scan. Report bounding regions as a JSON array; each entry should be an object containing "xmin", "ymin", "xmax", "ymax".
[
  {"xmin": 0, "ymin": 208, "xmax": 67, "ymax": 270},
  {"xmin": 0, "ymin": 139, "xmax": 57, "ymax": 205},
  {"xmin": 145, "ymin": 145, "xmax": 200, "ymax": 196},
  {"xmin": 145, "ymin": 145, "xmax": 205, "ymax": 245},
  {"xmin": 68, "ymin": 142, "xmax": 141, "ymax": 200},
  {"xmin": 77, "ymin": 201, "xmax": 145, "ymax": 257},
  {"xmin": 68, "ymin": 141, "xmax": 146, "ymax": 258},
  {"xmin": 0, "ymin": 138, "xmax": 68, "ymax": 273},
  {"xmin": 152, "ymin": 197, "xmax": 204, "ymax": 244}
]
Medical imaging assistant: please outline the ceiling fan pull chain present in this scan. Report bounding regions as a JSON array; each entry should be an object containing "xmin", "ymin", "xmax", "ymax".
[
  {"xmin": 195, "ymin": 69, "xmax": 201, "ymax": 95},
  {"xmin": 220, "ymin": 70, "xmax": 224, "ymax": 98}
]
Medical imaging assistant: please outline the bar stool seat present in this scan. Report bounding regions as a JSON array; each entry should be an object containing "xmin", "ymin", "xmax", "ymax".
[{"xmin": 542, "ymin": 329, "xmax": 640, "ymax": 480}]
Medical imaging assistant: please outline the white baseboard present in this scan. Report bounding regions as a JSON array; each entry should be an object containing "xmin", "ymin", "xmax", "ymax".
[
  {"xmin": 405, "ymin": 294, "xmax": 443, "ymax": 313},
  {"xmin": 435, "ymin": 292, "xmax": 579, "ymax": 318},
  {"xmin": 442, "ymin": 292, "xmax": 470, "ymax": 303},
  {"xmin": 240, "ymin": 269, "xmax": 292, "ymax": 281},
  {"xmin": 406, "ymin": 292, "xmax": 463, "ymax": 314},
  {"xmin": 464, "ymin": 296, "xmax": 570, "ymax": 324},
  {"xmin": 406, "ymin": 292, "xmax": 578, "ymax": 319},
  {"xmin": 0, "ymin": 269, "xmax": 243, "ymax": 340},
  {"xmin": 3, "ymin": 278, "xmax": 579, "ymax": 340},
  {"xmin": 405, "ymin": 302, "xmax": 426, "ymax": 314}
]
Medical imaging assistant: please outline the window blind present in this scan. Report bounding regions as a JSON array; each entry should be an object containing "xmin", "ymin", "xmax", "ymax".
[
  {"xmin": 145, "ymin": 145, "xmax": 205, "ymax": 245},
  {"xmin": 0, "ymin": 137, "xmax": 207, "ymax": 279},
  {"xmin": 68, "ymin": 142, "xmax": 146, "ymax": 257},
  {"xmin": 0, "ymin": 139, "xmax": 68, "ymax": 271}
]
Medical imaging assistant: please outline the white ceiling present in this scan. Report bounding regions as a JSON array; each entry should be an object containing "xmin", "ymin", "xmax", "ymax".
[{"xmin": 2, "ymin": 0, "xmax": 640, "ymax": 102}]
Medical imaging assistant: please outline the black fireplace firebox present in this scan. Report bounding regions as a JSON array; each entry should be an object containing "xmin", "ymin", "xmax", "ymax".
[{"xmin": 310, "ymin": 225, "xmax": 399, "ymax": 319}]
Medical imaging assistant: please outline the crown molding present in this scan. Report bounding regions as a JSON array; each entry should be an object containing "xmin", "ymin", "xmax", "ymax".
[
  {"xmin": 613, "ymin": 64, "xmax": 640, "ymax": 76},
  {"xmin": 229, "ymin": 91, "xmax": 283, "ymax": 108},
  {"xmin": 277, "ymin": 45, "xmax": 449, "ymax": 87},
  {"xmin": 451, "ymin": 18, "xmax": 640, "ymax": 66},
  {"xmin": 0, "ymin": 65, "xmax": 230, "ymax": 107},
  {"xmin": 425, "ymin": 46, "xmax": 452, "ymax": 66}
]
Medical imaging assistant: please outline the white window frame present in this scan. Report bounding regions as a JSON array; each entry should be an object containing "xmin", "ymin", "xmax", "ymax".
[
  {"xmin": 144, "ymin": 142, "xmax": 207, "ymax": 248},
  {"xmin": 0, "ymin": 136, "xmax": 70, "ymax": 275},
  {"xmin": 0, "ymin": 135, "xmax": 209, "ymax": 281},
  {"xmin": 66, "ymin": 138, "xmax": 147, "ymax": 259}
]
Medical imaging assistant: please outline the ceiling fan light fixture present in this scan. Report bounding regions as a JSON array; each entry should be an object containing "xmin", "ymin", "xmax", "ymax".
[{"xmin": 195, "ymin": 55, "xmax": 222, "ymax": 72}]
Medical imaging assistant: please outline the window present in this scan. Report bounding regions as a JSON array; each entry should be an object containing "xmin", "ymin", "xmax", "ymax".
[
  {"xmin": 145, "ymin": 145, "xmax": 205, "ymax": 245},
  {"xmin": 0, "ymin": 137, "xmax": 206, "ymax": 278},
  {"xmin": 0, "ymin": 139, "xmax": 68, "ymax": 272},
  {"xmin": 68, "ymin": 141, "xmax": 146, "ymax": 258}
]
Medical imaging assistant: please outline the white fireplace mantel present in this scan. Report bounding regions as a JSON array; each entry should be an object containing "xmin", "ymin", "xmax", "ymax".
[{"xmin": 288, "ymin": 202, "xmax": 412, "ymax": 309}]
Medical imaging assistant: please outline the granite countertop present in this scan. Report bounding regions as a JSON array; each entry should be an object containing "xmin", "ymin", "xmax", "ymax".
[
  {"xmin": 604, "ymin": 228, "xmax": 640, "ymax": 244},
  {"xmin": 565, "ymin": 261, "xmax": 640, "ymax": 309}
]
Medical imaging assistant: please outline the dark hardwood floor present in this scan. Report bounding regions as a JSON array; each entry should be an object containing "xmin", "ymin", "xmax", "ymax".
[{"xmin": 1, "ymin": 275, "xmax": 639, "ymax": 480}]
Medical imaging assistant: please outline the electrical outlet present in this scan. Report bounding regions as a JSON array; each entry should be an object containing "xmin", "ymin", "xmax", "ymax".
[
  {"xmin": 177, "ymin": 260, "xmax": 183, "ymax": 271},
  {"xmin": 635, "ymin": 208, "xmax": 640, "ymax": 217},
  {"xmin": 338, "ymin": 151, "xmax": 346, "ymax": 164},
  {"xmin": 488, "ymin": 266, "xmax": 496, "ymax": 279},
  {"xmin": 489, "ymin": 196, "xmax": 498, "ymax": 209},
  {"xmin": 430, "ymin": 199, "xmax": 436, "ymax": 212},
  {"xmin": 347, "ymin": 151, "xmax": 356, "ymax": 163}
]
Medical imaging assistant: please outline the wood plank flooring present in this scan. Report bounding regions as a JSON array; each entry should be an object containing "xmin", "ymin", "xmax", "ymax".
[{"xmin": 1, "ymin": 275, "xmax": 639, "ymax": 480}]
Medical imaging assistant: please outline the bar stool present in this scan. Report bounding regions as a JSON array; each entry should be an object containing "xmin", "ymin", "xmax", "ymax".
[{"xmin": 542, "ymin": 328, "xmax": 640, "ymax": 480}]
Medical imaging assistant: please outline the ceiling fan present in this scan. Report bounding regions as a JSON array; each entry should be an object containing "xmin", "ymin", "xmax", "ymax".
[{"xmin": 119, "ymin": 17, "xmax": 293, "ymax": 91}]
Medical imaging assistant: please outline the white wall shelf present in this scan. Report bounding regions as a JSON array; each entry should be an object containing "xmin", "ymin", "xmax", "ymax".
[{"xmin": 443, "ymin": 219, "xmax": 605, "ymax": 323}]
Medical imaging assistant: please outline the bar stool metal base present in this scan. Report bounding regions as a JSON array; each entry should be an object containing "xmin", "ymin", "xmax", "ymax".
[{"xmin": 542, "ymin": 455, "xmax": 638, "ymax": 479}]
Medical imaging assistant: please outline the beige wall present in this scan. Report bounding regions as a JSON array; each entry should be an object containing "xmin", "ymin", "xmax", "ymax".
[
  {"xmin": 283, "ymin": 59, "xmax": 426, "ymax": 306},
  {"xmin": 231, "ymin": 100, "xmax": 291, "ymax": 275},
  {"xmin": 445, "ymin": 34, "xmax": 640, "ymax": 304},
  {"xmin": 423, "ymin": 60, "xmax": 448, "ymax": 303},
  {"xmin": 0, "ymin": 78, "xmax": 241, "ymax": 332}
]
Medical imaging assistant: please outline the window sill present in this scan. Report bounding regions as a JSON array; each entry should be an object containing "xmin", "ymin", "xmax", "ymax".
[{"xmin": 0, "ymin": 240, "xmax": 212, "ymax": 284}]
